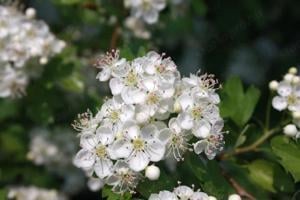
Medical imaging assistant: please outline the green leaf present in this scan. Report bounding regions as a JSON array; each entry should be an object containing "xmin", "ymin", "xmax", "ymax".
[
  {"xmin": 271, "ymin": 136, "xmax": 300, "ymax": 182},
  {"xmin": 220, "ymin": 76, "xmax": 260, "ymax": 127},
  {"xmin": 59, "ymin": 73, "xmax": 84, "ymax": 93},
  {"xmin": 0, "ymin": 100, "xmax": 19, "ymax": 121},
  {"xmin": 186, "ymin": 155, "xmax": 234, "ymax": 199},
  {"xmin": 192, "ymin": 0, "xmax": 207, "ymax": 15},
  {"xmin": 246, "ymin": 159, "xmax": 294, "ymax": 193},
  {"xmin": 0, "ymin": 188, "xmax": 7, "ymax": 200},
  {"xmin": 102, "ymin": 186, "xmax": 131, "ymax": 200},
  {"xmin": 54, "ymin": 0, "xmax": 82, "ymax": 5}
]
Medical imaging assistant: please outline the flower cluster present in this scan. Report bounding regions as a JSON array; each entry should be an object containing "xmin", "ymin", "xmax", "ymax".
[
  {"xmin": 27, "ymin": 128, "xmax": 85, "ymax": 195},
  {"xmin": 270, "ymin": 67, "xmax": 300, "ymax": 139},
  {"xmin": 73, "ymin": 50, "xmax": 225, "ymax": 193},
  {"xmin": 7, "ymin": 186, "xmax": 67, "ymax": 200},
  {"xmin": 149, "ymin": 185, "xmax": 241, "ymax": 200},
  {"xmin": 0, "ymin": 6, "xmax": 65, "ymax": 98},
  {"xmin": 124, "ymin": 0, "xmax": 167, "ymax": 24}
]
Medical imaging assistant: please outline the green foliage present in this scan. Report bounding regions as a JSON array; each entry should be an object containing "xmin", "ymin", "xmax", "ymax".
[
  {"xmin": 137, "ymin": 168, "xmax": 177, "ymax": 198},
  {"xmin": 220, "ymin": 77, "xmax": 261, "ymax": 127},
  {"xmin": 186, "ymin": 155, "xmax": 234, "ymax": 199},
  {"xmin": 102, "ymin": 186, "xmax": 132, "ymax": 200},
  {"xmin": 271, "ymin": 136, "xmax": 300, "ymax": 182},
  {"xmin": 246, "ymin": 159, "xmax": 294, "ymax": 193}
]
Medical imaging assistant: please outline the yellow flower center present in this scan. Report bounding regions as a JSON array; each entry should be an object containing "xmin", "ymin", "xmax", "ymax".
[
  {"xmin": 146, "ymin": 92, "xmax": 159, "ymax": 105},
  {"xmin": 125, "ymin": 71, "xmax": 138, "ymax": 86},
  {"xmin": 133, "ymin": 138, "xmax": 145, "ymax": 151},
  {"xmin": 191, "ymin": 106, "xmax": 202, "ymax": 119},
  {"xmin": 95, "ymin": 145, "xmax": 107, "ymax": 158}
]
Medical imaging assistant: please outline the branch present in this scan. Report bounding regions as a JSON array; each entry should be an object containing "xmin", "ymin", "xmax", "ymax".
[{"xmin": 222, "ymin": 169, "xmax": 256, "ymax": 200}]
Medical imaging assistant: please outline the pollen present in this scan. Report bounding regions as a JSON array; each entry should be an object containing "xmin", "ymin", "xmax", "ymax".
[{"xmin": 133, "ymin": 138, "xmax": 145, "ymax": 151}]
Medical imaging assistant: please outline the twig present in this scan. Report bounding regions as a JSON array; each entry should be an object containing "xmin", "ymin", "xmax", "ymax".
[
  {"xmin": 110, "ymin": 24, "xmax": 121, "ymax": 50},
  {"xmin": 221, "ymin": 127, "xmax": 280, "ymax": 159},
  {"xmin": 222, "ymin": 169, "xmax": 256, "ymax": 200}
]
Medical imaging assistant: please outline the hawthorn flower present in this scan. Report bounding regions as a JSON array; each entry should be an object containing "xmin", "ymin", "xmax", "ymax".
[
  {"xmin": 94, "ymin": 49, "xmax": 128, "ymax": 81},
  {"xmin": 110, "ymin": 122, "xmax": 165, "ymax": 171},
  {"xmin": 74, "ymin": 50, "xmax": 226, "ymax": 193},
  {"xmin": 7, "ymin": 186, "xmax": 67, "ymax": 200},
  {"xmin": 176, "ymin": 96, "xmax": 221, "ymax": 132},
  {"xmin": 126, "ymin": 0, "xmax": 167, "ymax": 24},
  {"xmin": 72, "ymin": 110, "xmax": 100, "ymax": 135},
  {"xmin": 272, "ymin": 80, "xmax": 300, "ymax": 112},
  {"xmin": 193, "ymin": 133, "xmax": 225, "ymax": 160},
  {"xmin": 158, "ymin": 118, "xmax": 192, "ymax": 161},
  {"xmin": 0, "ymin": 6, "xmax": 65, "ymax": 98},
  {"xmin": 149, "ymin": 191, "xmax": 177, "ymax": 200},
  {"xmin": 106, "ymin": 161, "xmax": 141, "ymax": 194},
  {"xmin": 149, "ymin": 185, "xmax": 212, "ymax": 200},
  {"xmin": 73, "ymin": 126, "xmax": 115, "ymax": 179}
]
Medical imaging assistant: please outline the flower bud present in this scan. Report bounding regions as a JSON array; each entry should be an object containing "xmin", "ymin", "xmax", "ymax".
[
  {"xmin": 145, "ymin": 165, "xmax": 160, "ymax": 181},
  {"xmin": 39, "ymin": 57, "xmax": 48, "ymax": 65},
  {"xmin": 269, "ymin": 80, "xmax": 279, "ymax": 91},
  {"xmin": 289, "ymin": 67, "xmax": 298, "ymax": 75},
  {"xmin": 283, "ymin": 124, "xmax": 298, "ymax": 137},
  {"xmin": 228, "ymin": 194, "xmax": 241, "ymax": 200},
  {"xmin": 284, "ymin": 74, "xmax": 294, "ymax": 82},
  {"xmin": 25, "ymin": 8, "xmax": 36, "ymax": 19}
]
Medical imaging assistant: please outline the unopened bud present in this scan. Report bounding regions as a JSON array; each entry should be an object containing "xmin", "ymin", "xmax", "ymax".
[
  {"xmin": 283, "ymin": 124, "xmax": 298, "ymax": 137},
  {"xmin": 289, "ymin": 67, "xmax": 298, "ymax": 75},
  {"xmin": 25, "ymin": 8, "xmax": 36, "ymax": 19},
  {"xmin": 145, "ymin": 165, "xmax": 160, "ymax": 181},
  {"xmin": 269, "ymin": 80, "xmax": 279, "ymax": 91},
  {"xmin": 228, "ymin": 194, "xmax": 241, "ymax": 200}
]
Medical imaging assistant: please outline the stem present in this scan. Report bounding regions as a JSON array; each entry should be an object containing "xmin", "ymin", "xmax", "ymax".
[
  {"xmin": 221, "ymin": 168, "xmax": 256, "ymax": 200},
  {"xmin": 222, "ymin": 127, "xmax": 280, "ymax": 159}
]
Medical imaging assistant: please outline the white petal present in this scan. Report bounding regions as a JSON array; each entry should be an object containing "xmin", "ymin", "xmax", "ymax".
[
  {"xmin": 143, "ymin": 9, "xmax": 159, "ymax": 24},
  {"xmin": 169, "ymin": 117, "xmax": 181, "ymax": 134},
  {"xmin": 96, "ymin": 126, "xmax": 114, "ymax": 145},
  {"xmin": 278, "ymin": 82, "xmax": 292, "ymax": 97},
  {"xmin": 109, "ymin": 78, "xmax": 124, "ymax": 95},
  {"xmin": 272, "ymin": 96, "xmax": 288, "ymax": 111},
  {"xmin": 178, "ymin": 94, "xmax": 193, "ymax": 110},
  {"xmin": 96, "ymin": 67, "xmax": 111, "ymax": 81},
  {"xmin": 147, "ymin": 140, "xmax": 166, "ymax": 161},
  {"xmin": 141, "ymin": 124, "xmax": 158, "ymax": 140},
  {"xmin": 120, "ymin": 104, "xmax": 135, "ymax": 122},
  {"xmin": 80, "ymin": 133, "xmax": 98, "ymax": 150},
  {"xmin": 193, "ymin": 120, "xmax": 211, "ymax": 138},
  {"xmin": 177, "ymin": 113, "xmax": 194, "ymax": 130},
  {"xmin": 109, "ymin": 140, "xmax": 132, "ymax": 159},
  {"xmin": 94, "ymin": 159, "xmax": 113, "ymax": 179},
  {"xmin": 193, "ymin": 140, "xmax": 208, "ymax": 154},
  {"xmin": 158, "ymin": 128, "xmax": 172, "ymax": 144},
  {"xmin": 73, "ymin": 149, "xmax": 95, "ymax": 168},
  {"xmin": 124, "ymin": 124, "xmax": 141, "ymax": 139},
  {"xmin": 128, "ymin": 151, "xmax": 150, "ymax": 171},
  {"xmin": 87, "ymin": 178, "xmax": 104, "ymax": 191}
]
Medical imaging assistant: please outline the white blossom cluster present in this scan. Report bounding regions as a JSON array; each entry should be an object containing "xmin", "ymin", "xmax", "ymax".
[
  {"xmin": 0, "ymin": 6, "xmax": 65, "ymax": 98},
  {"xmin": 7, "ymin": 186, "xmax": 67, "ymax": 200},
  {"xmin": 73, "ymin": 50, "xmax": 225, "ymax": 193},
  {"xmin": 27, "ymin": 128, "xmax": 86, "ymax": 195},
  {"xmin": 270, "ymin": 67, "xmax": 300, "ymax": 139},
  {"xmin": 124, "ymin": 0, "xmax": 166, "ymax": 24},
  {"xmin": 149, "ymin": 185, "xmax": 241, "ymax": 200}
]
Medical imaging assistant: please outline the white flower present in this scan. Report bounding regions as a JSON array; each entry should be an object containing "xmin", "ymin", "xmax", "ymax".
[
  {"xmin": 149, "ymin": 191, "xmax": 178, "ymax": 200},
  {"xmin": 72, "ymin": 110, "xmax": 100, "ymax": 135},
  {"xmin": 272, "ymin": 81, "xmax": 300, "ymax": 112},
  {"xmin": 106, "ymin": 161, "xmax": 141, "ymax": 194},
  {"xmin": 269, "ymin": 80, "xmax": 279, "ymax": 91},
  {"xmin": 158, "ymin": 118, "xmax": 192, "ymax": 161},
  {"xmin": 8, "ymin": 186, "xmax": 67, "ymax": 200},
  {"xmin": 73, "ymin": 126, "xmax": 115, "ymax": 179},
  {"xmin": 174, "ymin": 185, "xmax": 194, "ymax": 199},
  {"xmin": 193, "ymin": 133, "xmax": 225, "ymax": 160},
  {"xmin": 110, "ymin": 122, "xmax": 165, "ymax": 171},
  {"xmin": 94, "ymin": 49, "xmax": 129, "ymax": 81},
  {"xmin": 127, "ymin": 0, "xmax": 167, "ymax": 24},
  {"xmin": 0, "ymin": 5, "xmax": 65, "ymax": 98}
]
